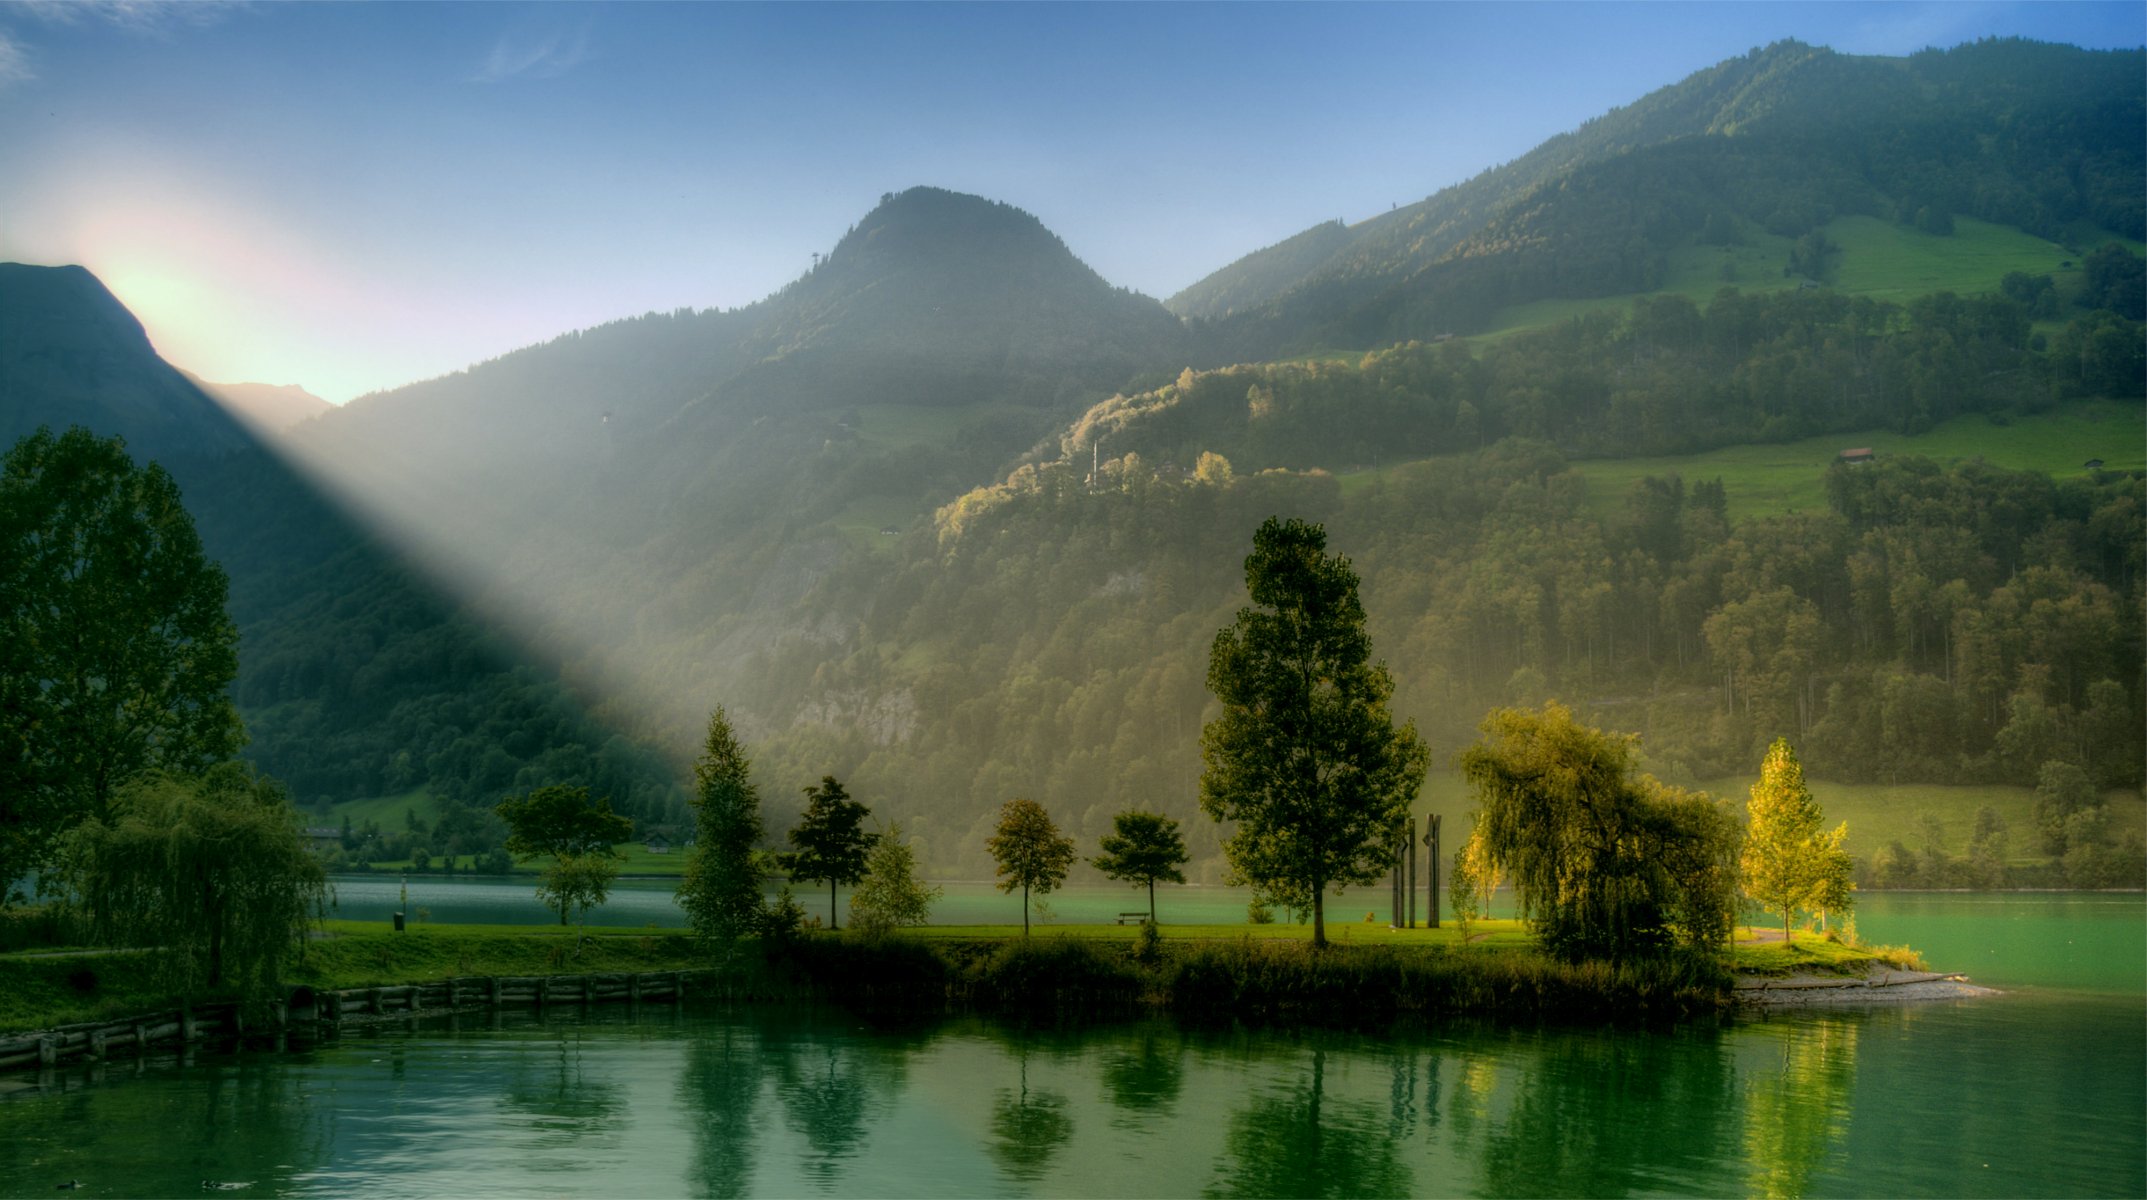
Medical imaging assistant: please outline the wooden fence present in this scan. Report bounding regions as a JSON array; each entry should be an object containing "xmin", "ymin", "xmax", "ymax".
[{"xmin": 0, "ymin": 969, "xmax": 716, "ymax": 1076}]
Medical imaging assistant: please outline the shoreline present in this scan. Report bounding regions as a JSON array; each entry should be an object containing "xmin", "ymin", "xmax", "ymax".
[{"xmin": 1735, "ymin": 965, "xmax": 1996, "ymax": 1007}]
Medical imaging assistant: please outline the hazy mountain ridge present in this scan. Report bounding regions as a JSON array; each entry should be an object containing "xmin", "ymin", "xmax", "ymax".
[{"xmin": 184, "ymin": 374, "xmax": 331, "ymax": 434}]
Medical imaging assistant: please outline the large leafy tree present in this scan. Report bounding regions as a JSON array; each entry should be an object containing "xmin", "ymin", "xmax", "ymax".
[
  {"xmin": 0, "ymin": 427, "xmax": 242, "ymax": 903},
  {"xmin": 787, "ymin": 775, "xmax": 876, "ymax": 929},
  {"xmin": 678, "ymin": 707, "xmax": 767, "ymax": 950},
  {"xmin": 986, "ymin": 797, "xmax": 1075, "ymax": 936},
  {"xmin": 1092, "ymin": 809, "xmax": 1189, "ymax": 923},
  {"xmin": 66, "ymin": 763, "xmax": 324, "ymax": 995},
  {"xmin": 1460, "ymin": 703, "xmax": 1740, "ymax": 962},
  {"xmin": 495, "ymin": 783, "xmax": 633, "ymax": 926},
  {"xmin": 1741, "ymin": 738, "xmax": 1851, "ymax": 943},
  {"xmin": 1199, "ymin": 517, "xmax": 1428, "ymax": 947}
]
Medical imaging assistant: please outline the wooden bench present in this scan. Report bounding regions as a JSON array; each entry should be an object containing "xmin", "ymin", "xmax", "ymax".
[{"xmin": 1116, "ymin": 912, "xmax": 1150, "ymax": 925}]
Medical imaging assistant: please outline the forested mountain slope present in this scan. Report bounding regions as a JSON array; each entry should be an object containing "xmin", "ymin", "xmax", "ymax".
[{"xmin": 1172, "ymin": 39, "xmax": 2143, "ymax": 355}]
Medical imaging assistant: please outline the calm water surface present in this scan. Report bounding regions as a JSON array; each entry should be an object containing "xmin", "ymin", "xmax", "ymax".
[{"xmin": 4, "ymin": 895, "xmax": 2141, "ymax": 1198}]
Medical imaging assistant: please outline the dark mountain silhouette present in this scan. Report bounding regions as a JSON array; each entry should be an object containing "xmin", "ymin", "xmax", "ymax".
[
  {"xmin": 0, "ymin": 264, "xmax": 250, "ymax": 460},
  {"xmin": 0, "ymin": 265, "xmax": 687, "ymax": 822}
]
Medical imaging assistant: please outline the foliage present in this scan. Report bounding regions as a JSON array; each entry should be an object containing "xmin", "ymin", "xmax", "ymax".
[
  {"xmin": 0, "ymin": 427, "xmax": 243, "ymax": 901},
  {"xmin": 1460, "ymin": 703, "xmax": 1741, "ymax": 963},
  {"xmin": 2032, "ymin": 761, "xmax": 2098, "ymax": 856},
  {"xmin": 787, "ymin": 775, "xmax": 877, "ymax": 929},
  {"xmin": 536, "ymin": 853, "xmax": 618, "ymax": 939},
  {"xmin": 985, "ymin": 798, "xmax": 1076, "ymax": 936},
  {"xmin": 494, "ymin": 784, "xmax": 632, "ymax": 926},
  {"xmin": 1200, "ymin": 517, "xmax": 1430, "ymax": 946},
  {"xmin": 1091, "ymin": 810, "xmax": 1190, "ymax": 922},
  {"xmin": 1741, "ymin": 739, "xmax": 1852, "ymax": 939},
  {"xmin": 496, "ymin": 784, "xmax": 633, "ymax": 860},
  {"xmin": 62, "ymin": 764, "xmax": 324, "ymax": 996},
  {"xmin": 678, "ymin": 707, "xmax": 768, "ymax": 949},
  {"xmin": 849, "ymin": 822, "xmax": 940, "ymax": 937}
]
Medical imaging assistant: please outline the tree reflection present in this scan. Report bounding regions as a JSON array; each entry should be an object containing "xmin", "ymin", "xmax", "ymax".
[
  {"xmin": 1206, "ymin": 1049, "xmax": 1413, "ymax": 1198},
  {"xmin": 989, "ymin": 1051, "xmax": 1073, "ymax": 1185},
  {"xmin": 1098, "ymin": 1024, "xmax": 1184, "ymax": 1125},
  {"xmin": 498, "ymin": 1034, "xmax": 624, "ymax": 1128},
  {"xmin": 679, "ymin": 1023, "xmax": 765, "ymax": 1198},
  {"xmin": 1743, "ymin": 1016, "xmax": 1860, "ymax": 1199},
  {"xmin": 1475, "ymin": 1026, "xmax": 1737, "ymax": 1196}
]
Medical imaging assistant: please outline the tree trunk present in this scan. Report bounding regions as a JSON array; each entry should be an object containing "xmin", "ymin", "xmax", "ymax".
[
  {"xmin": 829, "ymin": 879, "xmax": 838, "ymax": 931},
  {"xmin": 1147, "ymin": 878, "xmax": 1156, "ymax": 923},
  {"xmin": 1022, "ymin": 882, "xmax": 1031, "ymax": 937},
  {"xmin": 1312, "ymin": 882, "xmax": 1326, "ymax": 948}
]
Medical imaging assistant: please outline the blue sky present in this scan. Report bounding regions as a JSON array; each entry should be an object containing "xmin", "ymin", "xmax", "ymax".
[{"xmin": 0, "ymin": 2, "xmax": 2139, "ymax": 403}]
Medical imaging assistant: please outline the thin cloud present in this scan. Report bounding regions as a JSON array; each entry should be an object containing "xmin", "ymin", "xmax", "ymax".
[
  {"xmin": 0, "ymin": 29, "xmax": 31, "ymax": 90},
  {"xmin": 473, "ymin": 26, "xmax": 591, "ymax": 84},
  {"xmin": 18, "ymin": 1, "xmax": 246, "ymax": 36}
]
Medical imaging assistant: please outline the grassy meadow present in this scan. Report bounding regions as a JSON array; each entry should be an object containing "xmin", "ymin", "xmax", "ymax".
[{"xmin": 1477, "ymin": 213, "xmax": 2114, "ymax": 339}]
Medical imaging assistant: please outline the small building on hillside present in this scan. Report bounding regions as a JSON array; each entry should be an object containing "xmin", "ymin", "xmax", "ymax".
[
  {"xmin": 2085, "ymin": 458, "xmax": 2105, "ymax": 469},
  {"xmin": 1838, "ymin": 447, "xmax": 1875, "ymax": 465},
  {"xmin": 644, "ymin": 832, "xmax": 672, "ymax": 855},
  {"xmin": 303, "ymin": 826, "xmax": 343, "ymax": 851}
]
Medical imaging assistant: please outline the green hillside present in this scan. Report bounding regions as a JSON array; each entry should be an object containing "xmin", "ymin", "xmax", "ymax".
[{"xmin": 1480, "ymin": 214, "xmax": 2111, "ymax": 339}]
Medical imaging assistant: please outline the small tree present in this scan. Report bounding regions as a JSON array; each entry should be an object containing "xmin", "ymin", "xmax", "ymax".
[
  {"xmin": 678, "ymin": 707, "xmax": 767, "ymax": 951},
  {"xmin": 66, "ymin": 764, "xmax": 324, "ymax": 996},
  {"xmin": 849, "ymin": 821, "xmax": 941, "ymax": 937},
  {"xmin": 1741, "ymin": 738, "xmax": 1850, "ymax": 944},
  {"xmin": 787, "ymin": 775, "xmax": 877, "ymax": 930},
  {"xmin": 987, "ymin": 798, "xmax": 1075, "ymax": 936},
  {"xmin": 1092, "ymin": 810, "xmax": 1189, "ymax": 923},
  {"xmin": 495, "ymin": 784, "xmax": 632, "ymax": 927},
  {"xmin": 1447, "ymin": 843, "xmax": 1480, "ymax": 944},
  {"xmin": 1199, "ymin": 517, "xmax": 1429, "ymax": 947}
]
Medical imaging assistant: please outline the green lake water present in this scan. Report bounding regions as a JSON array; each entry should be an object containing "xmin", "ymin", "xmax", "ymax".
[{"xmin": 4, "ymin": 894, "xmax": 2142, "ymax": 1197}]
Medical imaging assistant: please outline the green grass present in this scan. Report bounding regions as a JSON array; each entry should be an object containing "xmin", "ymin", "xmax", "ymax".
[
  {"xmin": 825, "ymin": 492, "xmax": 921, "ymax": 550},
  {"xmin": 849, "ymin": 403, "xmax": 994, "ymax": 448},
  {"xmin": 1572, "ymin": 398, "xmax": 2143, "ymax": 524},
  {"xmin": 1729, "ymin": 927, "xmax": 1923, "ymax": 975},
  {"xmin": 1478, "ymin": 213, "xmax": 2090, "ymax": 340},
  {"xmin": 904, "ymin": 918, "xmax": 1537, "ymax": 948},
  {"xmin": 322, "ymin": 787, "xmax": 440, "ymax": 832}
]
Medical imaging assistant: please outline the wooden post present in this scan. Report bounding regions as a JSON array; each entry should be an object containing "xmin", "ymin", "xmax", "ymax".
[
  {"xmin": 37, "ymin": 1036, "xmax": 56, "ymax": 1068},
  {"xmin": 1408, "ymin": 814, "xmax": 1418, "ymax": 930},
  {"xmin": 1426, "ymin": 814, "xmax": 1442, "ymax": 929}
]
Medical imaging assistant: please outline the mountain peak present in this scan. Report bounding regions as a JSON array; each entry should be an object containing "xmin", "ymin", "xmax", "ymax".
[{"xmin": 0, "ymin": 262, "xmax": 248, "ymax": 461}]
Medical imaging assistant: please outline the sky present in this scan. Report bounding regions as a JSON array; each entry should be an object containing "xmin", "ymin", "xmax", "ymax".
[{"xmin": 0, "ymin": 2, "xmax": 2140, "ymax": 404}]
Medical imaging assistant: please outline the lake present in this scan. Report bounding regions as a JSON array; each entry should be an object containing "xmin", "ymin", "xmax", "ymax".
[{"xmin": 4, "ymin": 894, "xmax": 2141, "ymax": 1197}]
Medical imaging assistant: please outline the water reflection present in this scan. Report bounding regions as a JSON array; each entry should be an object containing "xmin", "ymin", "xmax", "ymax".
[
  {"xmin": 1741, "ymin": 1017, "xmax": 1859, "ymax": 1199},
  {"xmin": 1, "ymin": 989, "xmax": 2139, "ymax": 1198},
  {"xmin": 1207, "ymin": 1048, "xmax": 1413, "ymax": 1198},
  {"xmin": 989, "ymin": 1051, "xmax": 1074, "ymax": 1184},
  {"xmin": 1097, "ymin": 1024, "xmax": 1185, "ymax": 1123},
  {"xmin": 680, "ymin": 1023, "xmax": 763, "ymax": 1198}
]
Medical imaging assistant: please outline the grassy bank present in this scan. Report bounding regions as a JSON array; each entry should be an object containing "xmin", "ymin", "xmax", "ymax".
[{"xmin": 2, "ymin": 921, "xmax": 1907, "ymax": 1036}]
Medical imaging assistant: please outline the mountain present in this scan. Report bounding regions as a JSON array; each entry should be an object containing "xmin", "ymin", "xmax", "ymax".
[
  {"xmin": 267, "ymin": 188, "xmax": 1204, "ymax": 753},
  {"xmin": 0, "ymin": 264, "xmax": 688, "ymax": 830},
  {"xmin": 0, "ymin": 264, "xmax": 251, "ymax": 460},
  {"xmin": 183, "ymin": 374, "xmax": 332, "ymax": 435},
  {"xmin": 1171, "ymin": 39, "xmax": 2145, "ymax": 353}
]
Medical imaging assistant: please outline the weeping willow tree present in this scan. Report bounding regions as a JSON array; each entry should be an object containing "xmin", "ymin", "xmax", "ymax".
[
  {"xmin": 1459, "ymin": 703, "xmax": 1739, "ymax": 963},
  {"xmin": 66, "ymin": 763, "xmax": 325, "ymax": 996}
]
